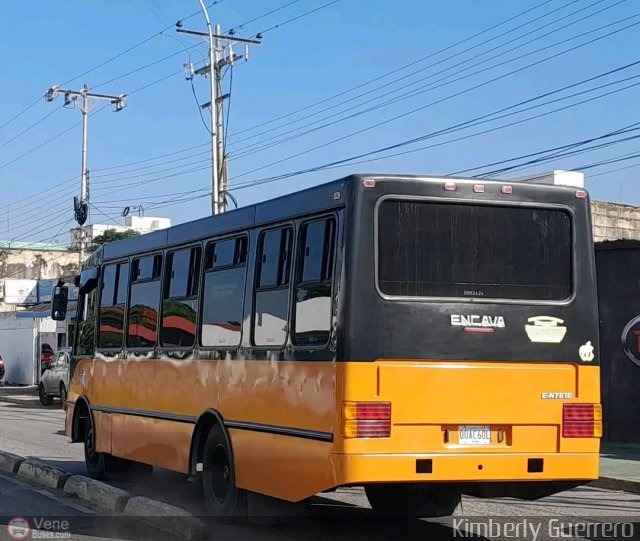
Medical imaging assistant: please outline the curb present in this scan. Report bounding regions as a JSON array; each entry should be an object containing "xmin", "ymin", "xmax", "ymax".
[
  {"xmin": 123, "ymin": 497, "xmax": 208, "ymax": 541},
  {"xmin": 590, "ymin": 476, "xmax": 640, "ymax": 494},
  {"xmin": 17, "ymin": 459, "xmax": 70, "ymax": 490},
  {"xmin": 0, "ymin": 395, "xmax": 45, "ymax": 407},
  {"xmin": 64, "ymin": 475, "xmax": 130, "ymax": 513},
  {"xmin": 0, "ymin": 451, "xmax": 24, "ymax": 474},
  {"xmin": 0, "ymin": 450, "xmax": 208, "ymax": 540}
]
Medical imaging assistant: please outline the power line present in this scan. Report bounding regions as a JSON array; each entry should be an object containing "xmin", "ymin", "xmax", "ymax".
[
  {"xmin": 86, "ymin": 61, "xmax": 640, "ymax": 203},
  {"xmin": 228, "ymin": 15, "xmax": 640, "ymax": 181},
  {"xmin": 228, "ymin": 0, "xmax": 301, "ymax": 33},
  {"xmin": 226, "ymin": 0, "xmax": 557, "ymax": 139},
  {"xmin": 229, "ymin": 0, "xmax": 625, "ymax": 160},
  {"xmin": 0, "ymin": 106, "xmax": 63, "ymax": 150},
  {"xmin": 249, "ymin": 0, "xmax": 341, "ymax": 38},
  {"xmin": 228, "ymin": 0, "xmax": 601, "ymax": 152}
]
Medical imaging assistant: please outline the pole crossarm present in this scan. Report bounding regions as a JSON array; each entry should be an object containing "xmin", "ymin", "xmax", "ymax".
[{"xmin": 44, "ymin": 83, "xmax": 127, "ymax": 263}]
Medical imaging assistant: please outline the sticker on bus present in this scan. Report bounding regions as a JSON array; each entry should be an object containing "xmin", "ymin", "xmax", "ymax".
[{"xmin": 458, "ymin": 425, "xmax": 491, "ymax": 445}]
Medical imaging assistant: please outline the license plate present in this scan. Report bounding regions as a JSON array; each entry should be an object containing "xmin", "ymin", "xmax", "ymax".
[{"xmin": 458, "ymin": 425, "xmax": 491, "ymax": 445}]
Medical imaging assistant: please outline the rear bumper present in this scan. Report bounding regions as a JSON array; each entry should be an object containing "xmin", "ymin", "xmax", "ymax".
[{"xmin": 332, "ymin": 452, "xmax": 599, "ymax": 485}]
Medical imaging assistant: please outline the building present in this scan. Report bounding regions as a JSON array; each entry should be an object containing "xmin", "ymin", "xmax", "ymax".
[
  {"xmin": 0, "ymin": 240, "xmax": 78, "ymax": 313},
  {"xmin": 70, "ymin": 215, "xmax": 171, "ymax": 251},
  {"xmin": 516, "ymin": 170, "xmax": 640, "ymax": 242}
]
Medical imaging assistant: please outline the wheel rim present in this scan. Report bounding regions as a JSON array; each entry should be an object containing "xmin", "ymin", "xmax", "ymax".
[
  {"xmin": 85, "ymin": 426, "xmax": 99, "ymax": 467},
  {"xmin": 209, "ymin": 443, "xmax": 231, "ymax": 503}
]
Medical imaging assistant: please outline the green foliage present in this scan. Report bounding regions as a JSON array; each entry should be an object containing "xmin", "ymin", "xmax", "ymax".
[{"xmin": 88, "ymin": 229, "xmax": 139, "ymax": 252}]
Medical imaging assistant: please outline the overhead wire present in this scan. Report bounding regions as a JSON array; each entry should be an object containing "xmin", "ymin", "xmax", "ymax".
[
  {"xmin": 227, "ymin": 0, "xmax": 606, "ymax": 153},
  {"xmin": 227, "ymin": 14, "xmax": 640, "ymax": 181},
  {"xmin": 226, "ymin": 0, "xmax": 557, "ymax": 138}
]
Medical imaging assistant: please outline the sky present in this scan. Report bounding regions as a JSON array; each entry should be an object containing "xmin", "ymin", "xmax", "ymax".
[{"xmin": 1, "ymin": 0, "xmax": 639, "ymax": 243}]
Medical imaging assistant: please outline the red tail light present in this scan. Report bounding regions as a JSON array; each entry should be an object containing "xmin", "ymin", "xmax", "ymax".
[
  {"xmin": 563, "ymin": 404, "xmax": 602, "ymax": 438},
  {"xmin": 343, "ymin": 402, "xmax": 391, "ymax": 438},
  {"xmin": 0, "ymin": 360, "xmax": 4, "ymax": 368}
]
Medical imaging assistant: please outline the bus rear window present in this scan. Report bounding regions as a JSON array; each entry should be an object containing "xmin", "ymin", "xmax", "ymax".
[{"xmin": 377, "ymin": 200, "xmax": 572, "ymax": 301}]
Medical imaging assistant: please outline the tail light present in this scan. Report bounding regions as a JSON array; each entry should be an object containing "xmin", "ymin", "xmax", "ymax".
[
  {"xmin": 0, "ymin": 360, "xmax": 4, "ymax": 368},
  {"xmin": 343, "ymin": 402, "xmax": 391, "ymax": 438},
  {"xmin": 563, "ymin": 403, "xmax": 602, "ymax": 438}
]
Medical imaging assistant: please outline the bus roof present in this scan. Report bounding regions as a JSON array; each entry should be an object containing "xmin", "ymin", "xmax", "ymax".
[{"xmin": 96, "ymin": 173, "xmax": 586, "ymax": 262}]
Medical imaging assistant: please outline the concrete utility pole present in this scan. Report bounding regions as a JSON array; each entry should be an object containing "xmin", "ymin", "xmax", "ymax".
[
  {"xmin": 45, "ymin": 85, "xmax": 126, "ymax": 264},
  {"xmin": 177, "ymin": 5, "xmax": 261, "ymax": 215}
]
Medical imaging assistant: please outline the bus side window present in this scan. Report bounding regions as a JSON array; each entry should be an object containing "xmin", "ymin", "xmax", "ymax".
[
  {"xmin": 201, "ymin": 237, "xmax": 248, "ymax": 348},
  {"xmin": 161, "ymin": 247, "xmax": 201, "ymax": 349},
  {"xmin": 76, "ymin": 288, "xmax": 97, "ymax": 356},
  {"xmin": 253, "ymin": 227, "xmax": 293, "ymax": 347},
  {"xmin": 293, "ymin": 217, "xmax": 336, "ymax": 346},
  {"xmin": 98, "ymin": 262, "xmax": 129, "ymax": 350},
  {"xmin": 127, "ymin": 254, "xmax": 162, "ymax": 350}
]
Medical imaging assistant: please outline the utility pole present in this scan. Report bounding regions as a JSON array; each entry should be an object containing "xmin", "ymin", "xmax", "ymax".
[
  {"xmin": 177, "ymin": 5, "xmax": 261, "ymax": 215},
  {"xmin": 45, "ymin": 85, "xmax": 126, "ymax": 264}
]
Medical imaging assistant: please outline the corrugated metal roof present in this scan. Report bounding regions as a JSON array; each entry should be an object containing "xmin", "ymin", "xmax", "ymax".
[{"xmin": 0, "ymin": 240, "xmax": 71, "ymax": 252}]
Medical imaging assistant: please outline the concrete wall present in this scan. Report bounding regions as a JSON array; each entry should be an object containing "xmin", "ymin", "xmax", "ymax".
[
  {"xmin": 0, "ymin": 249, "xmax": 78, "ymax": 312},
  {"xmin": 591, "ymin": 201, "xmax": 640, "ymax": 242}
]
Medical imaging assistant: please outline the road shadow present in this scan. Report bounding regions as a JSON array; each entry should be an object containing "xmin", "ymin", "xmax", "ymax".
[{"xmin": 601, "ymin": 442, "xmax": 640, "ymax": 462}]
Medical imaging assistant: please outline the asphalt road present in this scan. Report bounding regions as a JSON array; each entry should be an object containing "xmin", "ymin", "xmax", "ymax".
[
  {"xmin": 0, "ymin": 399, "xmax": 639, "ymax": 541},
  {"xmin": 0, "ymin": 473, "xmax": 172, "ymax": 541}
]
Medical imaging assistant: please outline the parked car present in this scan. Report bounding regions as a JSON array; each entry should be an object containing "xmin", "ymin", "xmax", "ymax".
[
  {"xmin": 0, "ymin": 354, "xmax": 4, "ymax": 384},
  {"xmin": 39, "ymin": 348, "xmax": 71, "ymax": 406},
  {"xmin": 40, "ymin": 343, "xmax": 55, "ymax": 373}
]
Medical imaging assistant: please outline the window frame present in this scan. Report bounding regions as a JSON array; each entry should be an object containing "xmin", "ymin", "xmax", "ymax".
[
  {"xmin": 97, "ymin": 259, "xmax": 130, "ymax": 353},
  {"xmin": 374, "ymin": 195, "xmax": 577, "ymax": 306},
  {"xmin": 199, "ymin": 234, "xmax": 249, "ymax": 350},
  {"xmin": 251, "ymin": 224, "xmax": 295, "ymax": 349},
  {"xmin": 291, "ymin": 214, "xmax": 338, "ymax": 350},
  {"xmin": 126, "ymin": 251, "xmax": 164, "ymax": 352},
  {"xmin": 160, "ymin": 243, "xmax": 203, "ymax": 351}
]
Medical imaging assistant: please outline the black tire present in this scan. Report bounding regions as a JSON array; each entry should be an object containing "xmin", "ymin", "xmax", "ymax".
[
  {"xmin": 38, "ymin": 383, "xmax": 53, "ymax": 406},
  {"xmin": 202, "ymin": 423, "xmax": 246, "ymax": 520},
  {"xmin": 59, "ymin": 384, "xmax": 67, "ymax": 406},
  {"xmin": 84, "ymin": 418, "xmax": 107, "ymax": 480},
  {"xmin": 365, "ymin": 483, "xmax": 461, "ymax": 517}
]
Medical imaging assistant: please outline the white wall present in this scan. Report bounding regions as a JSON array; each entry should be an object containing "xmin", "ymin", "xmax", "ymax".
[{"xmin": 0, "ymin": 318, "xmax": 37, "ymax": 385}]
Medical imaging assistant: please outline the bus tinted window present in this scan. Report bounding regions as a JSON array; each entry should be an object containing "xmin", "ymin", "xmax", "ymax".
[
  {"xmin": 378, "ymin": 200, "xmax": 572, "ymax": 300},
  {"xmin": 253, "ymin": 227, "xmax": 292, "ymax": 347},
  {"xmin": 128, "ymin": 255, "xmax": 162, "ymax": 349},
  {"xmin": 99, "ymin": 262, "xmax": 129, "ymax": 349},
  {"xmin": 294, "ymin": 218, "xmax": 335, "ymax": 346},
  {"xmin": 201, "ymin": 237, "xmax": 248, "ymax": 348},
  {"xmin": 162, "ymin": 247, "xmax": 201, "ymax": 348}
]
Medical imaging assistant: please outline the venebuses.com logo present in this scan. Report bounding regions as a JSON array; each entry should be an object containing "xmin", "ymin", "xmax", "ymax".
[{"xmin": 7, "ymin": 517, "xmax": 30, "ymax": 540}]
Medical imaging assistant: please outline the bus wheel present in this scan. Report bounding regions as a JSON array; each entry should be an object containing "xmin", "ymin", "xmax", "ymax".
[
  {"xmin": 365, "ymin": 483, "xmax": 460, "ymax": 517},
  {"xmin": 202, "ymin": 424, "xmax": 246, "ymax": 520},
  {"xmin": 84, "ymin": 421, "xmax": 107, "ymax": 480}
]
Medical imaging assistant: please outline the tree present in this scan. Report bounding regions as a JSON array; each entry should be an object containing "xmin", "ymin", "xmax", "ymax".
[{"xmin": 88, "ymin": 229, "xmax": 139, "ymax": 252}]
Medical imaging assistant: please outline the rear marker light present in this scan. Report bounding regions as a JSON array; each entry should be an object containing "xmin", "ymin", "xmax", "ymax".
[
  {"xmin": 473, "ymin": 184, "xmax": 485, "ymax": 193},
  {"xmin": 362, "ymin": 179, "xmax": 376, "ymax": 188},
  {"xmin": 444, "ymin": 182, "xmax": 457, "ymax": 191},
  {"xmin": 343, "ymin": 401, "xmax": 391, "ymax": 438},
  {"xmin": 575, "ymin": 190, "xmax": 587, "ymax": 199},
  {"xmin": 501, "ymin": 185, "xmax": 513, "ymax": 194},
  {"xmin": 563, "ymin": 403, "xmax": 602, "ymax": 438},
  {"xmin": 464, "ymin": 327, "xmax": 495, "ymax": 334}
]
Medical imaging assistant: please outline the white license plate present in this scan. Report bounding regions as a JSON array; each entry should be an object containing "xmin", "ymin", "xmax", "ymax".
[{"xmin": 458, "ymin": 425, "xmax": 491, "ymax": 445}]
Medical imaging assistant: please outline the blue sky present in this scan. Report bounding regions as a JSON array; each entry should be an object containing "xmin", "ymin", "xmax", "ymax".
[{"xmin": 1, "ymin": 0, "xmax": 639, "ymax": 242}]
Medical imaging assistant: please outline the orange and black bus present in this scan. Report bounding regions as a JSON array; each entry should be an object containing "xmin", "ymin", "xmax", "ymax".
[{"xmin": 55, "ymin": 174, "xmax": 601, "ymax": 517}]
